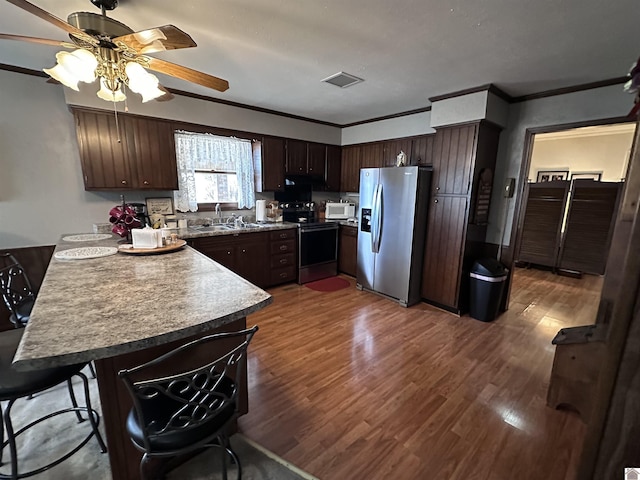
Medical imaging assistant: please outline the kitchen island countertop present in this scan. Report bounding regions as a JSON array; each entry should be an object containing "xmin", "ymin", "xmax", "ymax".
[{"xmin": 13, "ymin": 233, "xmax": 272, "ymax": 370}]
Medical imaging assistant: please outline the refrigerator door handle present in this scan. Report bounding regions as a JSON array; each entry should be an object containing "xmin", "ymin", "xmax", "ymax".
[
  {"xmin": 372, "ymin": 183, "xmax": 383, "ymax": 253},
  {"xmin": 370, "ymin": 183, "xmax": 379, "ymax": 252}
]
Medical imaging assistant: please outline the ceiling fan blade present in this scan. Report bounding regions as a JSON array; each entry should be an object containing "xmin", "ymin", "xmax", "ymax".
[
  {"xmin": 0, "ymin": 33, "xmax": 73, "ymax": 47},
  {"xmin": 113, "ymin": 25, "xmax": 197, "ymax": 55},
  {"xmin": 143, "ymin": 56, "xmax": 229, "ymax": 92},
  {"xmin": 5, "ymin": 0, "xmax": 89, "ymax": 38}
]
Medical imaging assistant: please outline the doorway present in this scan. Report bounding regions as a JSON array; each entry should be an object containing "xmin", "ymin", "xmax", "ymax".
[{"xmin": 511, "ymin": 121, "xmax": 636, "ymax": 325}]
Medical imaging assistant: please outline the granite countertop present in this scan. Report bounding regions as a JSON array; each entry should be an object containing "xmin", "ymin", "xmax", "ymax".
[
  {"xmin": 13, "ymin": 234, "xmax": 273, "ymax": 370},
  {"xmin": 180, "ymin": 221, "xmax": 298, "ymax": 239}
]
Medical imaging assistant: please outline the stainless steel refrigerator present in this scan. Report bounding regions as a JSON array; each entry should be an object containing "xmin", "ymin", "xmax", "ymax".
[{"xmin": 356, "ymin": 166, "xmax": 432, "ymax": 306}]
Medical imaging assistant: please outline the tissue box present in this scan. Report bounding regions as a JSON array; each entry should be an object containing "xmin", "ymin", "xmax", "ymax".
[{"xmin": 132, "ymin": 228, "xmax": 160, "ymax": 249}]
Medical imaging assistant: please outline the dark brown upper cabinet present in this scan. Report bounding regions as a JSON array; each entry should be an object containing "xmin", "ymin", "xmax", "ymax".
[
  {"xmin": 382, "ymin": 138, "xmax": 412, "ymax": 167},
  {"xmin": 341, "ymin": 144, "xmax": 362, "ymax": 192},
  {"xmin": 359, "ymin": 143, "xmax": 384, "ymax": 169},
  {"xmin": 307, "ymin": 142, "xmax": 326, "ymax": 176},
  {"xmin": 286, "ymin": 139, "xmax": 308, "ymax": 174},
  {"xmin": 410, "ymin": 134, "xmax": 435, "ymax": 166},
  {"xmin": 325, "ymin": 145, "xmax": 342, "ymax": 192},
  {"xmin": 261, "ymin": 136, "xmax": 286, "ymax": 191},
  {"xmin": 72, "ymin": 107, "xmax": 178, "ymax": 191},
  {"xmin": 431, "ymin": 124, "xmax": 478, "ymax": 196}
]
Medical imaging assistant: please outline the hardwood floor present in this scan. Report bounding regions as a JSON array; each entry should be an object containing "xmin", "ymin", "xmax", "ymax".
[{"xmin": 239, "ymin": 267, "xmax": 603, "ymax": 480}]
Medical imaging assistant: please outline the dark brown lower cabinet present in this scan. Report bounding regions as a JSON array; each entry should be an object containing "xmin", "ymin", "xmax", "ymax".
[
  {"xmin": 188, "ymin": 232, "xmax": 269, "ymax": 287},
  {"xmin": 268, "ymin": 229, "xmax": 298, "ymax": 286},
  {"xmin": 338, "ymin": 225, "xmax": 357, "ymax": 277},
  {"xmin": 188, "ymin": 229, "xmax": 298, "ymax": 288},
  {"xmin": 421, "ymin": 196, "xmax": 469, "ymax": 310}
]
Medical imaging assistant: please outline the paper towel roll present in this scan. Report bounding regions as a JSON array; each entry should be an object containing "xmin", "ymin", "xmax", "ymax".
[{"xmin": 256, "ymin": 200, "xmax": 267, "ymax": 222}]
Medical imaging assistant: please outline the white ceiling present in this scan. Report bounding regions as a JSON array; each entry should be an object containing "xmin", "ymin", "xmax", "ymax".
[{"xmin": 0, "ymin": 0, "xmax": 638, "ymax": 125}]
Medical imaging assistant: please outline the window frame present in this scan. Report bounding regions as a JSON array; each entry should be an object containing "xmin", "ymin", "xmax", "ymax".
[{"xmin": 193, "ymin": 167, "xmax": 239, "ymax": 211}]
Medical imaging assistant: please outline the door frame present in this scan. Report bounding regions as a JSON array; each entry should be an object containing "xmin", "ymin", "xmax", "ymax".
[{"xmin": 500, "ymin": 115, "xmax": 634, "ymax": 307}]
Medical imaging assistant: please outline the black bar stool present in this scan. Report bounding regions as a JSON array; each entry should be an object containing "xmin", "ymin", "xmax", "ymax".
[
  {"xmin": 118, "ymin": 325, "xmax": 258, "ymax": 480},
  {"xmin": 0, "ymin": 329, "xmax": 107, "ymax": 479}
]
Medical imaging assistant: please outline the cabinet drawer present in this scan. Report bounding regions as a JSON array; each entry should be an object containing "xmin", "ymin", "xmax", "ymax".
[
  {"xmin": 270, "ymin": 229, "xmax": 297, "ymax": 241},
  {"xmin": 270, "ymin": 266, "xmax": 297, "ymax": 284},
  {"xmin": 271, "ymin": 253, "xmax": 295, "ymax": 269},
  {"xmin": 270, "ymin": 239, "xmax": 295, "ymax": 255}
]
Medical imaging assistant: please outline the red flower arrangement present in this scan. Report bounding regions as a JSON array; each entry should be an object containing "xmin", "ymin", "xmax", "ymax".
[{"xmin": 109, "ymin": 203, "xmax": 143, "ymax": 239}]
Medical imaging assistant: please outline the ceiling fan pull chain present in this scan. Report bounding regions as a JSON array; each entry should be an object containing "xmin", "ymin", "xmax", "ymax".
[{"xmin": 113, "ymin": 102, "xmax": 121, "ymax": 143}]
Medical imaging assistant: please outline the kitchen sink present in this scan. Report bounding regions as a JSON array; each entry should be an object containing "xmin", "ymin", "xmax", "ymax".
[{"xmin": 189, "ymin": 224, "xmax": 234, "ymax": 232}]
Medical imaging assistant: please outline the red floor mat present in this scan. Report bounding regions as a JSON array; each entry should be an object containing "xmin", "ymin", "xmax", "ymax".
[{"xmin": 304, "ymin": 277, "xmax": 351, "ymax": 292}]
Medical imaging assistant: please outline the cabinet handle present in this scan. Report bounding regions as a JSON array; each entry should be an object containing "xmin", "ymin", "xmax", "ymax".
[
  {"xmin": 121, "ymin": 180, "xmax": 128, "ymax": 185},
  {"xmin": 242, "ymin": 249, "xmax": 246, "ymax": 253},
  {"xmin": 279, "ymin": 258, "xmax": 287, "ymax": 264},
  {"xmin": 279, "ymin": 233, "xmax": 287, "ymax": 238},
  {"xmin": 279, "ymin": 272, "xmax": 288, "ymax": 278},
  {"xmin": 436, "ymin": 186, "xmax": 440, "ymax": 191},
  {"xmin": 434, "ymin": 199, "xmax": 439, "ymax": 204},
  {"xmin": 280, "ymin": 245, "xmax": 288, "ymax": 251},
  {"xmin": 227, "ymin": 251, "xmax": 232, "ymax": 255},
  {"xmin": 143, "ymin": 180, "xmax": 149, "ymax": 185}
]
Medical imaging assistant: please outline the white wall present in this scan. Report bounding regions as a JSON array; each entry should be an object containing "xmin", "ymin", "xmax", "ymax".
[
  {"xmin": 529, "ymin": 131, "xmax": 633, "ymax": 182},
  {"xmin": 341, "ymin": 111, "xmax": 434, "ymax": 145},
  {"xmin": 487, "ymin": 84, "xmax": 633, "ymax": 246},
  {"xmin": 0, "ymin": 70, "xmax": 340, "ymax": 248},
  {"xmin": 65, "ymin": 86, "xmax": 342, "ymax": 145}
]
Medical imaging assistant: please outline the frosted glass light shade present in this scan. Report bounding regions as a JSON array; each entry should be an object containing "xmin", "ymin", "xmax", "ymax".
[
  {"xmin": 43, "ymin": 49, "xmax": 98, "ymax": 90},
  {"xmin": 97, "ymin": 77, "xmax": 126, "ymax": 102},
  {"xmin": 125, "ymin": 62, "xmax": 165, "ymax": 102},
  {"xmin": 43, "ymin": 63, "xmax": 80, "ymax": 90}
]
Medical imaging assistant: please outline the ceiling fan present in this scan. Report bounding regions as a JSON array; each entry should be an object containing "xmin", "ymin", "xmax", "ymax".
[{"xmin": 0, "ymin": 0, "xmax": 229, "ymax": 103}]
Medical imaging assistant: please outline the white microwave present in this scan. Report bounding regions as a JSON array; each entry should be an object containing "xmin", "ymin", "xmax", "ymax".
[{"xmin": 325, "ymin": 202, "xmax": 356, "ymax": 219}]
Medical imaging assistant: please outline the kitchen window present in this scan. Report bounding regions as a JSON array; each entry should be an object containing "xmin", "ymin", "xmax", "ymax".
[{"xmin": 173, "ymin": 130, "xmax": 257, "ymax": 212}]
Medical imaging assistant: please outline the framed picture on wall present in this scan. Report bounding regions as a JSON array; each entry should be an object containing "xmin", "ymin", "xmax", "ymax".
[
  {"xmin": 537, "ymin": 170, "xmax": 569, "ymax": 182},
  {"xmin": 571, "ymin": 171, "xmax": 602, "ymax": 181},
  {"xmin": 146, "ymin": 197, "xmax": 174, "ymax": 215}
]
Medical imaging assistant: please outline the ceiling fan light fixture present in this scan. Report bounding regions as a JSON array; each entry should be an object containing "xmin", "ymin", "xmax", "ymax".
[
  {"xmin": 97, "ymin": 77, "xmax": 126, "ymax": 102},
  {"xmin": 124, "ymin": 62, "xmax": 165, "ymax": 102},
  {"xmin": 43, "ymin": 62, "xmax": 81, "ymax": 91},
  {"xmin": 43, "ymin": 49, "xmax": 98, "ymax": 90}
]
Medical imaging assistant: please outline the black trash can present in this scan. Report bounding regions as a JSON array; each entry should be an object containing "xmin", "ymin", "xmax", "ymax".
[{"xmin": 469, "ymin": 258, "xmax": 509, "ymax": 322}]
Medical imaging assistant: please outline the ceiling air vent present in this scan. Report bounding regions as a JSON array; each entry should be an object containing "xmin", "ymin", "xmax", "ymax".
[{"xmin": 322, "ymin": 71, "xmax": 364, "ymax": 88}]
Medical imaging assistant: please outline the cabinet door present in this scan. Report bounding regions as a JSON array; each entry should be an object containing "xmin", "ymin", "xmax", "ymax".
[
  {"xmin": 341, "ymin": 145, "xmax": 361, "ymax": 192},
  {"xmin": 421, "ymin": 196, "xmax": 468, "ymax": 309},
  {"xmin": 73, "ymin": 108, "xmax": 132, "ymax": 189},
  {"xmin": 286, "ymin": 139, "xmax": 308, "ymax": 174},
  {"xmin": 338, "ymin": 225, "xmax": 358, "ymax": 276},
  {"xmin": 432, "ymin": 124, "xmax": 478, "ymax": 195},
  {"xmin": 360, "ymin": 142, "xmax": 384, "ymax": 169},
  {"xmin": 261, "ymin": 137, "xmax": 286, "ymax": 191},
  {"xmin": 382, "ymin": 138, "xmax": 412, "ymax": 167},
  {"xmin": 411, "ymin": 134, "xmax": 435, "ymax": 166},
  {"xmin": 235, "ymin": 233, "xmax": 269, "ymax": 287},
  {"xmin": 307, "ymin": 142, "xmax": 326, "ymax": 176},
  {"xmin": 192, "ymin": 237, "xmax": 236, "ymax": 270},
  {"xmin": 128, "ymin": 116, "xmax": 178, "ymax": 190},
  {"xmin": 325, "ymin": 145, "xmax": 342, "ymax": 192}
]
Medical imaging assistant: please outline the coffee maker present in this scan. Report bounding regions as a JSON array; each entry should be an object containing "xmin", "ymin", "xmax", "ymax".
[{"xmin": 127, "ymin": 203, "xmax": 150, "ymax": 227}]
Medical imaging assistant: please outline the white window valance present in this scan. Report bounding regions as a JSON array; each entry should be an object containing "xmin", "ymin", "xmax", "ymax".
[{"xmin": 173, "ymin": 130, "xmax": 255, "ymax": 212}]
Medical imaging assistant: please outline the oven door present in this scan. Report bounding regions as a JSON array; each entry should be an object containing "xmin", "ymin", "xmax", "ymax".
[{"xmin": 298, "ymin": 224, "xmax": 339, "ymax": 283}]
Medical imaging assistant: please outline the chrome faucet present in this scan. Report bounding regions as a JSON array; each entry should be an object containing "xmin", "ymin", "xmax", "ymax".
[{"xmin": 214, "ymin": 203, "xmax": 221, "ymax": 221}]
